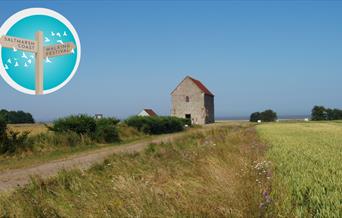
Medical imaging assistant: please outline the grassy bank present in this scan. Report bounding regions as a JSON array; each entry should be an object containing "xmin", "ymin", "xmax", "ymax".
[
  {"xmin": 0, "ymin": 124, "xmax": 146, "ymax": 172},
  {"xmin": 0, "ymin": 124, "xmax": 267, "ymax": 217},
  {"xmin": 257, "ymin": 122, "xmax": 342, "ymax": 217}
]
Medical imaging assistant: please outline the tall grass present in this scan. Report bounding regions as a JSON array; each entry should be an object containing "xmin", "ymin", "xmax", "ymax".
[
  {"xmin": 0, "ymin": 124, "xmax": 267, "ymax": 217},
  {"xmin": 257, "ymin": 122, "xmax": 342, "ymax": 217},
  {"xmin": 0, "ymin": 124, "xmax": 146, "ymax": 171}
]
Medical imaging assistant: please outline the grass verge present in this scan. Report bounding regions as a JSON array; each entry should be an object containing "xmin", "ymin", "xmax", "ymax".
[
  {"xmin": 0, "ymin": 124, "xmax": 267, "ymax": 217},
  {"xmin": 0, "ymin": 124, "xmax": 146, "ymax": 172}
]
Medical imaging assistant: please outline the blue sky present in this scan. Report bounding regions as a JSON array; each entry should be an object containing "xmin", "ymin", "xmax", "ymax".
[{"xmin": 0, "ymin": 0, "xmax": 341, "ymax": 121}]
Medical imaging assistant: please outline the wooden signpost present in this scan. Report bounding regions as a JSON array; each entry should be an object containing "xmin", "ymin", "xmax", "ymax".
[{"xmin": 0, "ymin": 31, "xmax": 75, "ymax": 95}]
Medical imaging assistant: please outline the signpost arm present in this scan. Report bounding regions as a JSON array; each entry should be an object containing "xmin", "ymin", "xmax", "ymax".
[{"xmin": 35, "ymin": 31, "xmax": 43, "ymax": 95}]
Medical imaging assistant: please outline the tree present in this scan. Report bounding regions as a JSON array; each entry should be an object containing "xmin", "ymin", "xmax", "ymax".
[
  {"xmin": 260, "ymin": 109, "xmax": 277, "ymax": 122},
  {"xmin": 250, "ymin": 110, "xmax": 277, "ymax": 122},
  {"xmin": 311, "ymin": 106, "xmax": 327, "ymax": 121},
  {"xmin": 250, "ymin": 112, "xmax": 261, "ymax": 122},
  {"xmin": 0, "ymin": 109, "xmax": 34, "ymax": 124}
]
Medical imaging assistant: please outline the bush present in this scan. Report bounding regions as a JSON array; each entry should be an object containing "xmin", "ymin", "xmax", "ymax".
[
  {"xmin": 0, "ymin": 131, "xmax": 31, "ymax": 154},
  {"xmin": 125, "ymin": 116, "xmax": 187, "ymax": 134},
  {"xmin": 0, "ymin": 117, "xmax": 6, "ymax": 143},
  {"xmin": 250, "ymin": 109, "xmax": 277, "ymax": 122},
  {"xmin": 95, "ymin": 118, "xmax": 120, "ymax": 143},
  {"xmin": 48, "ymin": 115, "xmax": 120, "ymax": 144},
  {"xmin": 49, "ymin": 115, "xmax": 97, "ymax": 136},
  {"xmin": 0, "ymin": 117, "xmax": 31, "ymax": 154}
]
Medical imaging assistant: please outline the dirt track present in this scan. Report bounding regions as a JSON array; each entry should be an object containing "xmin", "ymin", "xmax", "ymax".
[{"xmin": 0, "ymin": 133, "xmax": 184, "ymax": 192}]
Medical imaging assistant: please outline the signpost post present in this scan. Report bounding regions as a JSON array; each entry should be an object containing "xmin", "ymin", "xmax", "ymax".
[{"xmin": 0, "ymin": 31, "xmax": 75, "ymax": 95}]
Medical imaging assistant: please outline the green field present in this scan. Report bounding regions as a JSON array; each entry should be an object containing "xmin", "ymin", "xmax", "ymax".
[{"xmin": 257, "ymin": 122, "xmax": 342, "ymax": 217}]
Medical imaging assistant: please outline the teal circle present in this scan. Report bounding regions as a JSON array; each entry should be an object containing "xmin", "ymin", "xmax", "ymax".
[{"xmin": 1, "ymin": 15, "xmax": 77, "ymax": 91}]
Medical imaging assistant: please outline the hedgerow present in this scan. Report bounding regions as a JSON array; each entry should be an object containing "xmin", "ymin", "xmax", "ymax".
[
  {"xmin": 125, "ymin": 116, "xmax": 189, "ymax": 134},
  {"xmin": 48, "ymin": 115, "xmax": 120, "ymax": 143}
]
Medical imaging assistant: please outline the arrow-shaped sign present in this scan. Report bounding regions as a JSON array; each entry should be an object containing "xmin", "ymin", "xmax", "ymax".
[
  {"xmin": 0, "ymin": 35, "xmax": 37, "ymax": 53},
  {"xmin": 44, "ymin": 42, "xmax": 75, "ymax": 58}
]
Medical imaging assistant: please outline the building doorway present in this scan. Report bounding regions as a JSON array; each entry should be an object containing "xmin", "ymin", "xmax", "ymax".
[{"xmin": 185, "ymin": 114, "xmax": 191, "ymax": 120}]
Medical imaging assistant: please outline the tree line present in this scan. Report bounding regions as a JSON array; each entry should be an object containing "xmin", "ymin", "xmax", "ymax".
[
  {"xmin": 0, "ymin": 109, "xmax": 35, "ymax": 124},
  {"xmin": 250, "ymin": 109, "xmax": 278, "ymax": 122},
  {"xmin": 311, "ymin": 106, "xmax": 342, "ymax": 121}
]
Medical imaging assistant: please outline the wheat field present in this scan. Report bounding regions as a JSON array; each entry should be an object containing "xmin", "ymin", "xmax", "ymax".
[{"xmin": 257, "ymin": 122, "xmax": 342, "ymax": 217}]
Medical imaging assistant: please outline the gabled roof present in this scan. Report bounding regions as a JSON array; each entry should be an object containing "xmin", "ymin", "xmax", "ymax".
[
  {"xmin": 171, "ymin": 76, "xmax": 214, "ymax": 96},
  {"xmin": 188, "ymin": 77, "xmax": 214, "ymax": 96},
  {"xmin": 143, "ymin": 109, "xmax": 157, "ymax": 116}
]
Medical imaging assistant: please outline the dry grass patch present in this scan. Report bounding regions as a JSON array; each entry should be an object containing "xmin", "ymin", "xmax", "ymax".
[{"xmin": 7, "ymin": 123, "xmax": 48, "ymax": 136}]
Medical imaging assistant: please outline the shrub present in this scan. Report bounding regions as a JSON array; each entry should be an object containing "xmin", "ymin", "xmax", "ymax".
[
  {"xmin": 1, "ymin": 131, "xmax": 31, "ymax": 154},
  {"xmin": 48, "ymin": 115, "xmax": 120, "ymax": 144},
  {"xmin": 0, "ymin": 134, "xmax": 31, "ymax": 155},
  {"xmin": 0, "ymin": 118, "xmax": 31, "ymax": 154},
  {"xmin": 0, "ymin": 117, "xmax": 6, "ymax": 143},
  {"xmin": 49, "ymin": 115, "xmax": 97, "ymax": 136},
  {"xmin": 250, "ymin": 110, "xmax": 277, "ymax": 122},
  {"xmin": 125, "ymin": 116, "xmax": 187, "ymax": 134},
  {"xmin": 95, "ymin": 118, "xmax": 120, "ymax": 143}
]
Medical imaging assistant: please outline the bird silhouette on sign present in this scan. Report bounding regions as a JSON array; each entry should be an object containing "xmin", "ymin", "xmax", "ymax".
[
  {"xmin": 7, "ymin": 58, "xmax": 11, "ymax": 64},
  {"xmin": 56, "ymin": 32, "xmax": 61, "ymax": 37},
  {"xmin": 28, "ymin": 59, "xmax": 32, "ymax": 64},
  {"xmin": 45, "ymin": 37, "xmax": 50, "ymax": 42},
  {"xmin": 63, "ymin": 31, "xmax": 67, "ymax": 36},
  {"xmin": 14, "ymin": 61, "xmax": 19, "ymax": 67},
  {"xmin": 22, "ymin": 52, "xmax": 28, "ymax": 59},
  {"xmin": 57, "ymin": 40, "xmax": 64, "ymax": 44},
  {"xmin": 13, "ymin": 47, "xmax": 17, "ymax": 52},
  {"xmin": 51, "ymin": 31, "xmax": 55, "ymax": 36},
  {"xmin": 45, "ymin": 57, "xmax": 52, "ymax": 63},
  {"xmin": 24, "ymin": 62, "xmax": 28, "ymax": 67},
  {"xmin": 4, "ymin": 64, "xmax": 9, "ymax": 70}
]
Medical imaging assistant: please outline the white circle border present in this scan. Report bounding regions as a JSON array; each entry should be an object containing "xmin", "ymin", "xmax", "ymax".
[{"xmin": 0, "ymin": 8, "xmax": 81, "ymax": 95}]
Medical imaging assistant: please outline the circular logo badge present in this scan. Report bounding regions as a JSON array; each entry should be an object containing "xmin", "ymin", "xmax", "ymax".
[{"xmin": 0, "ymin": 8, "xmax": 81, "ymax": 95}]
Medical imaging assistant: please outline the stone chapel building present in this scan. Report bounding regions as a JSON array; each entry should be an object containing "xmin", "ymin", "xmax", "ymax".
[{"xmin": 171, "ymin": 76, "xmax": 215, "ymax": 125}]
